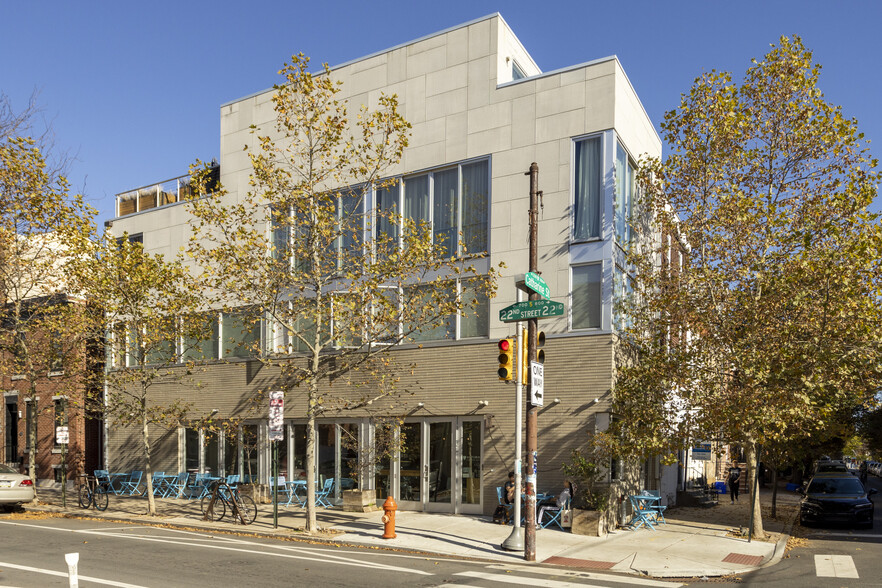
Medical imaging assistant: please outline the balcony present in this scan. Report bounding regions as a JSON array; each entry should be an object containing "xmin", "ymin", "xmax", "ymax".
[{"xmin": 114, "ymin": 164, "xmax": 219, "ymax": 218}]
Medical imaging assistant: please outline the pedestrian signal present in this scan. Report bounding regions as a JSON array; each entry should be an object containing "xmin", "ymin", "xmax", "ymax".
[{"xmin": 498, "ymin": 338, "xmax": 514, "ymax": 381}]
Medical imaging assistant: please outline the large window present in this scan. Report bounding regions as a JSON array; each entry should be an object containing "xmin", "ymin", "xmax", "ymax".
[
  {"xmin": 401, "ymin": 159, "xmax": 489, "ymax": 257},
  {"xmin": 221, "ymin": 310, "xmax": 259, "ymax": 359},
  {"xmin": 405, "ymin": 278, "xmax": 489, "ymax": 342},
  {"xmin": 182, "ymin": 312, "xmax": 219, "ymax": 362},
  {"xmin": 615, "ymin": 142, "xmax": 635, "ymax": 247},
  {"xmin": 572, "ymin": 263, "xmax": 602, "ymax": 330},
  {"xmin": 573, "ymin": 136, "xmax": 602, "ymax": 241}
]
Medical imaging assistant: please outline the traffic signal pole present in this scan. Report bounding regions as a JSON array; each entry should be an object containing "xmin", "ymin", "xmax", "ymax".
[{"xmin": 524, "ymin": 162, "xmax": 540, "ymax": 561}]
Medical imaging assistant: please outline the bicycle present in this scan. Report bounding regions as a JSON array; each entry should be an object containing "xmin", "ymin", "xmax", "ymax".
[
  {"xmin": 200, "ymin": 478, "xmax": 257, "ymax": 525},
  {"xmin": 77, "ymin": 474, "xmax": 109, "ymax": 511}
]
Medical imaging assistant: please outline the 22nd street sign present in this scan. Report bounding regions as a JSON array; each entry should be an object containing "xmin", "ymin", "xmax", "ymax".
[{"xmin": 499, "ymin": 300, "xmax": 564, "ymax": 322}]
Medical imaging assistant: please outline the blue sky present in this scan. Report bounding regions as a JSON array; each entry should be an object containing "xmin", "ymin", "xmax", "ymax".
[{"xmin": 3, "ymin": 1, "xmax": 880, "ymax": 224}]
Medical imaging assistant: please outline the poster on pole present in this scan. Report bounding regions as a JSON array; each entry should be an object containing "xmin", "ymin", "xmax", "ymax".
[
  {"xmin": 268, "ymin": 390, "xmax": 284, "ymax": 441},
  {"xmin": 691, "ymin": 442, "xmax": 711, "ymax": 461}
]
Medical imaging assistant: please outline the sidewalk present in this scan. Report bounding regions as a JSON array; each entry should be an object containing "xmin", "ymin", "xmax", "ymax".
[{"xmin": 18, "ymin": 482, "xmax": 800, "ymax": 579}]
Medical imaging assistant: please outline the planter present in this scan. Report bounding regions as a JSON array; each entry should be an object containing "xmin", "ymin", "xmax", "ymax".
[
  {"xmin": 342, "ymin": 489, "xmax": 380, "ymax": 512},
  {"xmin": 571, "ymin": 508, "xmax": 606, "ymax": 537}
]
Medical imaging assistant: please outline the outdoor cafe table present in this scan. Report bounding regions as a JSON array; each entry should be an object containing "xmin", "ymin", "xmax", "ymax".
[
  {"xmin": 151, "ymin": 473, "xmax": 176, "ymax": 496},
  {"xmin": 108, "ymin": 473, "xmax": 128, "ymax": 495},
  {"xmin": 285, "ymin": 480, "xmax": 309, "ymax": 507},
  {"xmin": 627, "ymin": 494, "xmax": 662, "ymax": 530}
]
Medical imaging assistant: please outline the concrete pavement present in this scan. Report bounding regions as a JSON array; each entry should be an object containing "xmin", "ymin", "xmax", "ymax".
[{"xmin": 18, "ymin": 481, "xmax": 800, "ymax": 579}]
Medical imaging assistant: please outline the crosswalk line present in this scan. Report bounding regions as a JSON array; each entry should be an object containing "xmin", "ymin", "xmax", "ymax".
[
  {"xmin": 453, "ymin": 570, "xmax": 674, "ymax": 587},
  {"xmin": 815, "ymin": 554, "xmax": 859, "ymax": 578},
  {"xmin": 485, "ymin": 564, "xmax": 682, "ymax": 587}
]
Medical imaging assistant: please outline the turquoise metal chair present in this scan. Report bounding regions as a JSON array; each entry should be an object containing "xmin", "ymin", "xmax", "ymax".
[
  {"xmin": 120, "ymin": 471, "xmax": 143, "ymax": 496},
  {"xmin": 315, "ymin": 478, "xmax": 334, "ymax": 508}
]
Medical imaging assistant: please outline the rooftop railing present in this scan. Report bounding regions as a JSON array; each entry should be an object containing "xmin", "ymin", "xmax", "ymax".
[{"xmin": 115, "ymin": 165, "xmax": 219, "ymax": 218}]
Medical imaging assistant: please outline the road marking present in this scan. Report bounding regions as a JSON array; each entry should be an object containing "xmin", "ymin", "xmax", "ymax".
[
  {"xmin": 815, "ymin": 554, "xmax": 859, "ymax": 578},
  {"xmin": 0, "ymin": 560, "xmax": 148, "ymax": 587},
  {"xmin": 0, "ymin": 520, "xmax": 432, "ymax": 576},
  {"xmin": 486, "ymin": 564, "xmax": 682, "ymax": 587},
  {"xmin": 816, "ymin": 532, "xmax": 882, "ymax": 539},
  {"xmin": 456, "ymin": 570, "xmax": 627, "ymax": 587}
]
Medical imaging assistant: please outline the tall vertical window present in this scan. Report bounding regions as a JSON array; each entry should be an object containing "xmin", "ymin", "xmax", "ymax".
[
  {"xmin": 573, "ymin": 136, "xmax": 602, "ymax": 241},
  {"xmin": 615, "ymin": 142, "xmax": 635, "ymax": 246},
  {"xmin": 375, "ymin": 184, "xmax": 399, "ymax": 261},
  {"xmin": 461, "ymin": 161, "xmax": 489, "ymax": 255},
  {"xmin": 572, "ymin": 263, "xmax": 602, "ymax": 330},
  {"xmin": 613, "ymin": 265, "xmax": 634, "ymax": 332},
  {"xmin": 433, "ymin": 168, "xmax": 459, "ymax": 256},
  {"xmin": 221, "ymin": 310, "xmax": 259, "ymax": 359},
  {"xmin": 270, "ymin": 204, "xmax": 290, "ymax": 262},
  {"xmin": 459, "ymin": 278, "xmax": 489, "ymax": 339}
]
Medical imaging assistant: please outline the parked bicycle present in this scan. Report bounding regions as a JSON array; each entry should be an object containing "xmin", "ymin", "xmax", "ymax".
[
  {"xmin": 201, "ymin": 478, "xmax": 257, "ymax": 525},
  {"xmin": 77, "ymin": 474, "xmax": 109, "ymax": 511}
]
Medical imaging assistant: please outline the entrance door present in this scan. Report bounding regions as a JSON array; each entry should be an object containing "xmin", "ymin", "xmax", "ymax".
[
  {"xmin": 393, "ymin": 419, "xmax": 483, "ymax": 514},
  {"xmin": 425, "ymin": 421, "xmax": 453, "ymax": 512},
  {"xmin": 5, "ymin": 401, "xmax": 18, "ymax": 463}
]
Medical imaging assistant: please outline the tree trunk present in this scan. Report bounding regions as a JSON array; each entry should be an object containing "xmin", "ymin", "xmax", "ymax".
[
  {"xmin": 143, "ymin": 410, "xmax": 156, "ymax": 515},
  {"xmin": 305, "ymin": 387, "xmax": 317, "ymax": 533},
  {"xmin": 745, "ymin": 441, "xmax": 765, "ymax": 539}
]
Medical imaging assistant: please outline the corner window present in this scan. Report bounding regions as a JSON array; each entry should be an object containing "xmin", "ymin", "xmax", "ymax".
[
  {"xmin": 511, "ymin": 60, "xmax": 527, "ymax": 81},
  {"xmin": 615, "ymin": 142, "xmax": 635, "ymax": 247},
  {"xmin": 572, "ymin": 263, "xmax": 602, "ymax": 330}
]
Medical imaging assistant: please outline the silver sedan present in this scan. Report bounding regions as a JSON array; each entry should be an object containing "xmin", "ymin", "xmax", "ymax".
[{"xmin": 0, "ymin": 463, "xmax": 35, "ymax": 509}]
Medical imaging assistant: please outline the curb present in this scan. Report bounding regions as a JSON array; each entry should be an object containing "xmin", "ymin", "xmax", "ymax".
[{"xmin": 762, "ymin": 508, "xmax": 800, "ymax": 569}]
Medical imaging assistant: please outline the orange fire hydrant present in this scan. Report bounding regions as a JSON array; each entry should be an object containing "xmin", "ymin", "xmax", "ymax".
[{"xmin": 381, "ymin": 495, "xmax": 397, "ymax": 539}]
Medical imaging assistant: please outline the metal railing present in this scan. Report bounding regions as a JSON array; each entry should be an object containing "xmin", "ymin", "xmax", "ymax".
[{"xmin": 115, "ymin": 165, "xmax": 218, "ymax": 218}]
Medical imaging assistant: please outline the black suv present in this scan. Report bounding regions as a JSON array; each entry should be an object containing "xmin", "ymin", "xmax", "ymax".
[{"xmin": 800, "ymin": 473, "xmax": 876, "ymax": 529}]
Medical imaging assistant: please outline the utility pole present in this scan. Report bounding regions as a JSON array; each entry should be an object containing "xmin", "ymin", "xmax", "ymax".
[{"xmin": 524, "ymin": 162, "xmax": 539, "ymax": 561}]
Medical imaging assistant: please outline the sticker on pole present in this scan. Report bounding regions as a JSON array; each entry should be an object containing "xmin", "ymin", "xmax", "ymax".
[
  {"xmin": 529, "ymin": 361, "xmax": 544, "ymax": 406},
  {"xmin": 268, "ymin": 390, "xmax": 284, "ymax": 441}
]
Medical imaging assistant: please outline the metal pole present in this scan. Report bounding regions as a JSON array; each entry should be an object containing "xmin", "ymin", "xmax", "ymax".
[
  {"xmin": 273, "ymin": 440, "xmax": 279, "ymax": 529},
  {"xmin": 502, "ymin": 290, "xmax": 524, "ymax": 551},
  {"xmin": 524, "ymin": 162, "xmax": 539, "ymax": 562}
]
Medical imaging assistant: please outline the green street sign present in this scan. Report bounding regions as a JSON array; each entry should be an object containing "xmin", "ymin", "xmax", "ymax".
[
  {"xmin": 524, "ymin": 272, "xmax": 550, "ymax": 299},
  {"xmin": 499, "ymin": 300, "xmax": 564, "ymax": 322}
]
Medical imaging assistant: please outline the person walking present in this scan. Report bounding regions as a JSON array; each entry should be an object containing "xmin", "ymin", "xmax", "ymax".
[{"xmin": 727, "ymin": 462, "xmax": 742, "ymax": 503}]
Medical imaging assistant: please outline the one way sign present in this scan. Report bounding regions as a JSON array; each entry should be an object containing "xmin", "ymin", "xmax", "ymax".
[{"xmin": 529, "ymin": 361, "xmax": 544, "ymax": 406}]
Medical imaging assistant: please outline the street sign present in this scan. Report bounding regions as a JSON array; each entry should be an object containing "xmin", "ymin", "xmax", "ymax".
[
  {"xmin": 524, "ymin": 272, "xmax": 550, "ymax": 299},
  {"xmin": 268, "ymin": 390, "xmax": 284, "ymax": 441},
  {"xmin": 529, "ymin": 361, "xmax": 544, "ymax": 406},
  {"xmin": 692, "ymin": 442, "xmax": 711, "ymax": 461},
  {"xmin": 56, "ymin": 426, "xmax": 69, "ymax": 445},
  {"xmin": 499, "ymin": 300, "xmax": 564, "ymax": 322}
]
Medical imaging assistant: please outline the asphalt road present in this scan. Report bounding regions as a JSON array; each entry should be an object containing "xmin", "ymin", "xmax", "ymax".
[
  {"xmin": 0, "ymin": 515, "xmax": 684, "ymax": 588},
  {"xmin": 699, "ymin": 471, "xmax": 882, "ymax": 587}
]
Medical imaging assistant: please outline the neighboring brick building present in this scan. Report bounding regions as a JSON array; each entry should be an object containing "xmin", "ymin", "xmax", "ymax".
[
  {"xmin": 1, "ymin": 296, "xmax": 103, "ymax": 487},
  {"xmin": 105, "ymin": 14, "xmax": 664, "ymax": 518}
]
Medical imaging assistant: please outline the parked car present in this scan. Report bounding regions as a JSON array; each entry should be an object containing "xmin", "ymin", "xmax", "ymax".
[
  {"xmin": 800, "ymin": 473, "xmax": 876, "ymax": 529},
  {"xmin": 0, "ymin": 464, "xmax": 35, "ymax": 510},
  {"xmin": 815, "ymin": 461, "xmax": 850, "ymax": 475}
]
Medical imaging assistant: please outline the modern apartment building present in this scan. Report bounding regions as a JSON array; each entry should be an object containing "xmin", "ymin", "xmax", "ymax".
[{"xmin": 105, "ymin": 13, "xmax": 664, "ymax": 516}]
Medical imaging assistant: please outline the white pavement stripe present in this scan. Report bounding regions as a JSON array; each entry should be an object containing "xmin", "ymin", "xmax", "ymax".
[
  {"xmin": 0, "ymin": 560, "xmax": 148, "ymax": 588},
  {"xmin": 814, "ymin": 554, "xmax": 859, "ymax": 579},
  {"xmin": 456, "ymin": 570, "xmax": 624, "ymax": 587},
  {"xmin": 816, "ymin": 532, "xmax": 882, "ymax": 539},
  {"xmin": 0, "ymin": 520, "xmax": 432, "ymax": 576},
  {"xmin": 486, "ymin": 564, "xmax": 682, "ymax": 587}
]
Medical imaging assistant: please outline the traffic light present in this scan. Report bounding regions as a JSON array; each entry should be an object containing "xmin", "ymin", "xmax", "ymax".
[
  {"xmin": 520, "ymin": 329, "xmax": 546, "ymax": 385},
  {"xmin": 498, "ymin": 338, "xmax": 514, "ymax": 381}
]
